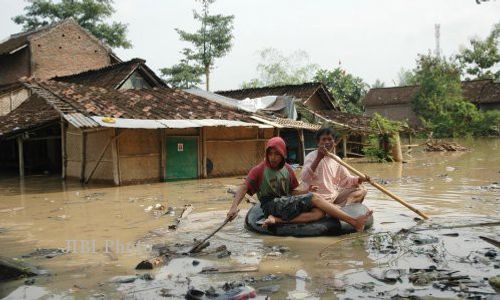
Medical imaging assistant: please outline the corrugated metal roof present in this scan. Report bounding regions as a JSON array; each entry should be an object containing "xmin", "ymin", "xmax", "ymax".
[
  {"xmin": 91, "ymin": 117, "xmax": 273, "ymax": 129},
  {"xmin": 65, "ymin": 113, "xmax": 100, "ymax": 128}
]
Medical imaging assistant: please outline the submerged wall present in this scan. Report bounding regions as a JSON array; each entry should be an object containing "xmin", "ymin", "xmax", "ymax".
[
  {"xmin": 205, "ymin": 127, "xmax": 273, "ymax": 177},
  {"xmin": 118, "ymin": 129, "xmax": 160, "ymax": 184}
]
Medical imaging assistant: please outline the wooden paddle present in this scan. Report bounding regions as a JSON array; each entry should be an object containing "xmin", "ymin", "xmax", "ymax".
[
  {"xmin": 325, "ymin": 151, "xmax": 429, "ymax": 220},
  {"xmin": 188, "ymin": 212, "xmax": 237, "ymax": 253}
]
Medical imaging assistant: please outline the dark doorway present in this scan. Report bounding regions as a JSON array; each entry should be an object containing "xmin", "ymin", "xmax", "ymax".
[{"xmin": 0, "ymin": 123, "xmax": 61, "ymax": 177}]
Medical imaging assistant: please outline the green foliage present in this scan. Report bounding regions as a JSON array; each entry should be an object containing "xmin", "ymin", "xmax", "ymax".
[
  {"xmin": 411, "ymin": 54, "xmax": 488, "ymax": 137},
  {"xmin": 168, "ymin": 0, "xmax": 234, "ymax": 90},
  {"xmin": 372, "ymin": 79, "xmax": 385, "ymax": 88},
  {"xmin": 241, "ymin": 48, "xmax": 319, "ymax": 88},
  {"xmin": 396, "ymin": 68, "xmax": 417, "ymax": 86},
  {"xmin": 314, "ymin": 68, "xmax": 368, "ymax": 115},
  {"xmin": 13, "ymin": 0, "xmax": 131, "ymax": 48},
  {"xmin": 363, "ymin": 113, "xmax": 403, "ymax": 162},
  {"xmin": 470, "ymin": 110, "xmax": 500, "ymax": 135},
  {"xmin": 457, "ymin": 22, "xmax": 500, "ymax": 80},
  {"xmin": 160, "ymin": 49, "xmax": 203, "ymax": 88}
]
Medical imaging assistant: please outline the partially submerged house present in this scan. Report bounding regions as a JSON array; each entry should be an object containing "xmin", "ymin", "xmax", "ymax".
[
  {"xmin": 0, "ymin": 18, "xmax": 120, "ymax": 116},
  {"xmin": 0, "ymin": 79, "xmax": 273, "ymax": 184},
  {"xmin": 363, "ymin": 79, "xmax": 500, "ymax": 128},
  {"xmin": 216, "ymin": 82, "xmax": 376, "ymax": 159},
  {"xmin": 215, "ymin": 83, "xmax": 338, "ymax": 163}
]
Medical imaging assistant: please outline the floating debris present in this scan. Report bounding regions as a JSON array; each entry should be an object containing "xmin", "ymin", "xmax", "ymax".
[{"xmin": 425, "ymin": 141, "xmax": 469, "ymax": 152}]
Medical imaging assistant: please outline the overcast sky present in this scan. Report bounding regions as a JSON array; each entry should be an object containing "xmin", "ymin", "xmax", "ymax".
[{"xmin": 1, "ymin": 0, "xmax": 499, "ymax": 91}]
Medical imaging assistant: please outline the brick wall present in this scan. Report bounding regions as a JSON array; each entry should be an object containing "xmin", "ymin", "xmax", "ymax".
[
  {"xmin": 0, "ymin": 48, "xmax": 30, "ymax": 85},
  {"xmin": 365, "ymin": 103, "xmax": 421, "ymax": 128},
  {"xmin": 30, "ymin": 21, "xmax": 111, "ymax": 80},
  {"xmin": 0, "ymin": 88, "xmax": 30, "ymax": 116}
]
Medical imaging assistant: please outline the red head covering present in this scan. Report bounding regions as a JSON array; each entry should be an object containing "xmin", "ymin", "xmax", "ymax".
[
  {"xmin": 265, "ymin": 137, "xmax": 287, "ymax": 158},
  {"xmin": 265, "ymin": 137, "xmax": 287, "ymax": 170}
]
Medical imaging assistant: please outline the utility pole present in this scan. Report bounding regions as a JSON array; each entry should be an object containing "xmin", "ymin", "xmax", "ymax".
[{"xmin": 435, "ymin": 24, "xmax": 441, "ymax": 58}]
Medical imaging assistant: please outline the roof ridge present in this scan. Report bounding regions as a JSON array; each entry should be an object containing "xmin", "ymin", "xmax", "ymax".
[
  {"xmin": 51, "ymin": 58, "xmax": 144, "ymax": 81},
  {"xmin": 216, "ymin": 82, "xmax": 322, "ymax": 94}
]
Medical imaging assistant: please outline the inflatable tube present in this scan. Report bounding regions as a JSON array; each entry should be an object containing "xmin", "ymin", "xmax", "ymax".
[{"xmin": 245, "ymin": 203, "xmax": 373, "ymax": 237}]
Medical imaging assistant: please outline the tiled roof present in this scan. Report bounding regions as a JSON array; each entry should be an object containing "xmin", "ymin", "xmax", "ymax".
[
  {"xmin": 0, "ymin": 95, "xmax": 59, "ymax": 138},
  {"xmin": 473, "ymin": 81, "xmax": 500, "ymax": 104},
  {"xmin": 53, "ymin": 58, "xmax": 166, "ymax": 89},
  {"xmin": 216, "ymin": 82, "xmax": 337, "ymax": 109},
  {"xmin": 31, "ymin": 80, "xmax": 255, "ymax": 122},
  {"xmin": 362, "ymin": 85, "xmax": 420, "ymax": 106},
  {"xmin": 363, "ymin": 79, "xmax": 500, "ymax": 106}
]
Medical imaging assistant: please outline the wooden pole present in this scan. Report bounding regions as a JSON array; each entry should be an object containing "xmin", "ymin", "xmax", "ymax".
[
  {"xmin": 17, "ymin": 136, "xmax": 24, "ymax": 178},
  {"xmin": 298, "ymin": 129, "xmax": 305, "ymax": 164},
  {"xmin": 201, "ymin": 127, "xmax": 207, "ymax": 178},
  {"xmin": 80, "ymin": 131, "xmax": 86, "ymax": 182},
  {"xmin": 391, "ymin": 133, "xmax": 403, "ymax": 162},
  {"xmin": 60, "ymin": 120, "xmax": 66, "ymax": 179},
  {"xmin": 189, "ymin": 218, "xmax": 231, "ymax": 253},
  {"xmin": 342, "ymin": 135, "xmax": 347, "ymax": 158},
  {"xmin": 84, "ymin": 131, "xmax": 122, "ymax": 184},
  {"xmin": 111, "ymin": 129, "xmax": 120, "ymax": 186},
  {"xmin": 326, "ymin": 151, "xmax": 429, "ymax": 220}
]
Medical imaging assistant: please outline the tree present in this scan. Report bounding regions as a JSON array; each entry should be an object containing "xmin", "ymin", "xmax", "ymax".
[
  {"xmin": 168, "ymin": 0, "xmax": 234, "ymax": 91},
  {"xmin": 372, "ymin": 79, "xmax": 385, "ymax": 88},
  {"xmin": 160, "ymin": 49, "xmax": 204, "ymax": 88},
  {"xmin": 314, "ymin": 68, "xmax": 368, "ymax": 115},
  {"xmin": 396, "ymin": 68, "xmax": 417, "ymax": 86},
  {"xmin": 13, "ymin": 0, "xmax": 131, "ymax": 48},
  {"xmin": 241, "ymin": 48, "xmax": 319, "ymax": 88},
  {"xmin": 412, "ymin": 54, "xmax": 484, "ymax": 137},
  {"xmin": 457, "ymin": 22, "xmax": 500, "ymax": 80}
]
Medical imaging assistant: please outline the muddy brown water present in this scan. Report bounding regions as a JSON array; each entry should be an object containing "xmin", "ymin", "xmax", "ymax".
[{"xmin": 0, "ymin": 138, "xmax": 498, "ymax": 299}]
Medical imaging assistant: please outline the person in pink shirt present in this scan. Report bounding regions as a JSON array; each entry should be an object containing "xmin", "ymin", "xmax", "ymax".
[{"xmin": 301, "ymin": 128, "xmax": 369, "ymax": 206}]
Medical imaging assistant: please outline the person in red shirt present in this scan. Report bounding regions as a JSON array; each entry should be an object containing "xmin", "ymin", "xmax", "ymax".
[{"xmin": 226, "ymin": 137, "xmax": 372, "ymax": 232}]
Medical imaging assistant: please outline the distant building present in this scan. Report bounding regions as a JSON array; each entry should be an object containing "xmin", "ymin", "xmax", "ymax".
[
  {"xmin": 363, "ymin": 79, "xmax": 500, "ymax": 128},
  {"xmin": 0, "ymin": 18, "xmax": 119, "ymax": 85}
]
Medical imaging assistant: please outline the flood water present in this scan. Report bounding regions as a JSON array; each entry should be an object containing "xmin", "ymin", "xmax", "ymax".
[{"xmin": 0, "ymin": 138, "xmax": 499, "ymax": 299}]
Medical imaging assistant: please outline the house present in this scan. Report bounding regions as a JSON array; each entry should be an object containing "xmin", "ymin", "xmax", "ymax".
[
  {"xmin": 0, "ymin": 79, "xmax": 273, "ymax": 184},
  {"xmin": 0, "ymin": 18, "xmax": 120, "ymax": 116},
  {"xmin": 363, "ymin": 79, "xmax": 500, "ymax": 128},
  {"xmin": 215, "ymin": 83, "xmax": 339, "ymax": 163},
  {"xmin": 216, "ymin": 82, "xmax": 338, "ymax": 111},
  {"xmin": 216, "ymin": 82, "xmax": 380, "ymax": 159},
  {"xmin": 0, "ymin": 18, "xmax": 119, "ymax": 85}
]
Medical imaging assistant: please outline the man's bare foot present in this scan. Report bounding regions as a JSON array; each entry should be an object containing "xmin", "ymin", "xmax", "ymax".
[
  {"xmin": 353, "ymin": 210, "xmax": 373, "ymax": 232},
  {"xmin": 262, "ymin": 215, "xmax": 282, "ymax": 228}
]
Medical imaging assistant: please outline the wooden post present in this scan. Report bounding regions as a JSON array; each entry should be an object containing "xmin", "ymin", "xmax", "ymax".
[
  {"xmin": 201, "ymin": 127, "xmax": 207, "ymax": 178},
  {"xmin": 80, "ymin": 131, "xmax": 86, "ymax": 182},
  {"xmin": 298, "ymin": 129, "xmax": 305, "ymax": 164},
  {"xmin": 342, "ymin": 135, "xmax": 347, "ymax": 158},
  {"xmin": 85, "ymin": 131, "xmax": 122, "ymax": 184},
  {"xmin": 111, "ymin": 129, "xmax": 121, "ymax": 186},
  {"xmin": 17, "ymin": 136, "xmax": 24, "ymax": 178},
  {"xmin": 160, "ymin": 129, "xmax": 166, "ymax": 181},
  {"xmin": 391, "ymin": 133, "xmax": 403, "ymax": 162},
  {"xmin": 60, "ymin": 120, "xmax": 66, "ymax": 179}
]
